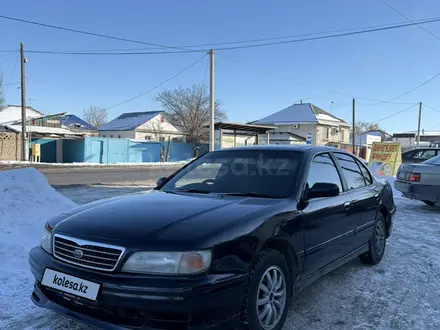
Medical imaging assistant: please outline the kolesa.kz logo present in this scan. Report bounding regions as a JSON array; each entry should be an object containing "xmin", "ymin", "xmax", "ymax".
[{"xmin": 53, "ymin": 274, "xmax": 88, "ymax": 294}]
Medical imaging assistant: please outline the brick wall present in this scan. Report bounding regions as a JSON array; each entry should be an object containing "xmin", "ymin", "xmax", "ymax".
[{"xmin": 0, "ymin": 132, "xmax": 21, "ymax": 161}]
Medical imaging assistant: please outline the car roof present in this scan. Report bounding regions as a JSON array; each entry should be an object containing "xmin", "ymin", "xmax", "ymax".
[
  {"xmin": 212, "ymin": 144, "xmax": 349, "ymax": 155},
  {"xmin": 403, "ymin": 147, "xmax": 440, "ymax": 152}
]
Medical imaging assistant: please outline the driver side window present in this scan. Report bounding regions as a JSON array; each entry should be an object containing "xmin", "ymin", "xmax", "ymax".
[{"xmin": 307, "ymin": 153, "xmax": 343, "ymax": 192}]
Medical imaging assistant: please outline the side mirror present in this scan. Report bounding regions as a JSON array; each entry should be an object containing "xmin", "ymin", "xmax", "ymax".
[
  {"xmin": 307, "ymin": 182, "xmax": 340, "ymax": 199},
  {"xmin": 156, "ymin": 176, "xmax": 167, "ymax": 187}
]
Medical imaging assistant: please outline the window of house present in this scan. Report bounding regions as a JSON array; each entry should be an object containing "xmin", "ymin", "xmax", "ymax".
[
  {"xmin": 334, "ymin": 153, "xmax": 366, "ymax": 190},
  {"xmin": 102, "ymin": 135, "xmax": 106, "ymax": 137},
  {"xmin": 324, "ymin": 127, "xmax": 330, "ymax": 140},
  {"xmin": 159, "ymin": 137, "xmax": 166, "ymax": 142},
  {"xmin": 172, "ymin": 137, "xmax": 180, "ymax": 142},
  {"xmin": 340, "ymin": 129, "xmax": 345, "ymax": 141},
  {"xmin": 110, "ymin": 135, "xmax": 114, "ymax": 138},
  {"xmin": 307, "ymin": 153, "xmax": 342, "ymax": 192},
  {"xmin": 145, "ymin": 136, "xmax": 151, "ymax": 140},
  {"xmin": 118, "ymin": 135, "xmax": 121, "ymax": 138}
]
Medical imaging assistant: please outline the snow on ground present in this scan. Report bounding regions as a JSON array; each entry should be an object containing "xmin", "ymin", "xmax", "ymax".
[
  {"xmin": 0, "ymin": 168, "xmax": 80, "ymax": 330},
  {"xmin": 1, "ymin": 170, "xmax": 440, "ymax": 330}
]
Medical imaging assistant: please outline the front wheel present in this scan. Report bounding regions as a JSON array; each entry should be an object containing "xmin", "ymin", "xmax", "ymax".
[
  {"xmin": 359, "ymin": 213, "xmax": 387, "ymax": 265},
  {"xmin": 240, "ymin": 249, "xmax": 292, "ymax": 330}
]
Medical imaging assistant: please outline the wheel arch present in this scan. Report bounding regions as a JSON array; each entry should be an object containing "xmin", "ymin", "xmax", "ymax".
[{"xmin": 260, "ymin": 237, "xmax": 298, "ymax": 289}]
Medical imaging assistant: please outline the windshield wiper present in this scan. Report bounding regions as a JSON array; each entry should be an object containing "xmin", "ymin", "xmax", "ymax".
[
  {"xmin": 167, "ymin": 189, "xmax": 212, "ymax": 194},
  {"xmin": 219, "ymin": 192, "xmax": 283, "ymax": 199}
]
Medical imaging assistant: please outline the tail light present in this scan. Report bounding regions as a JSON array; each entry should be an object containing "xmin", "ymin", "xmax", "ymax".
[{"xmin": 408, "ymin": 173, "xmax": 421, "ymax": 182}]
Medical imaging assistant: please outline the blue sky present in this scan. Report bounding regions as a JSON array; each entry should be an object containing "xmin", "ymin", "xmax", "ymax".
[{"xmin": 1, "ymin": 0, "xmax": 440, "ymax": 133}]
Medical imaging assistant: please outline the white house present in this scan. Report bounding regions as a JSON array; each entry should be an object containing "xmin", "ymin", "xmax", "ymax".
[
  {"xmin": 0, "ymin": 105, "xmax": 44, "ymax": 124},
  {"xmin": 252, "ymin": 103, "xmax": 350, "ymax": 146},
  {"xmin": 98, "ymin": 111, "xmax": 186, "ymax": 142}
]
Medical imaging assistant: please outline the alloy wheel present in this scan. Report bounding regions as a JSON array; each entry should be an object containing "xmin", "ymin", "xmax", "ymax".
[{"xmin": 256, "ymin": 266, "xmax": 287, "ymax": 330}]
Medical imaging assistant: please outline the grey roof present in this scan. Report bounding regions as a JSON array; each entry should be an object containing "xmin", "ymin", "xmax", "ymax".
[
  {"xmin": 98, "ymin": 111, "xmax": 163, "ymax": 131},
  {"xmin": 253, "ymin": 103, "xmax": 349, "ymax": 126}
]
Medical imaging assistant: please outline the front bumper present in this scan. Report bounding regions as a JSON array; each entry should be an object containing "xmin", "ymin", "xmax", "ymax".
[
  {"xmin": 394, "ymin": 181, "xmax": 440, "ymax": 203},
  {"xmin": 29, "ymin": 247, "xmax": 246, "ymax": 329}
]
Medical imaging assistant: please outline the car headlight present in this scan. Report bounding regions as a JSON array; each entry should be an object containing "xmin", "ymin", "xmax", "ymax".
[
  {"xmin": 40, "ymin": 223, "xmax": 53, "ymax": 254},
  {"xmin": 122, "ymin": 251, "xmax": 212, "ymax": 275}
]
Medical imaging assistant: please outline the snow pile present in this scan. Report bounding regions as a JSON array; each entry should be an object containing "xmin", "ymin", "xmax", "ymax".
[{"xmin": 0, "ymin": 168, "xmax": 78, "ymax": 329}]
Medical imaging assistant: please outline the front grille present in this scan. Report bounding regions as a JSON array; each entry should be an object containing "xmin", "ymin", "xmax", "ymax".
[{"xmin": 53, "ymin": 234, "xmax": 125, "ymax": 272}]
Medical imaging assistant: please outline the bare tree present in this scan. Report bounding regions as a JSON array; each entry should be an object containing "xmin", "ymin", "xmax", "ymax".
[
  {"xmin": 83, "ymin": 106, "xmax": 108, "ymax": 128},
  {"xmin": 143, "ymin": 120, "xmax": 165, "ymax": 141},
  {"xmin": 353, "ymin": 121, "xmax": 382, "ymax": 135},
  {"xmin": 154, "ymin": 84, "xmax": 227, "ymax": 143},
  {"xmin": 0, "ymin": 73, "xmax": 5, "ymax": 108}
]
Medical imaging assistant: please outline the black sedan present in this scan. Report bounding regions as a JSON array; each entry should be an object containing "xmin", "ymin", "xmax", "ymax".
[{"xmin": 29, "ymin": 145, "xmax": 396, "ymax": 330}]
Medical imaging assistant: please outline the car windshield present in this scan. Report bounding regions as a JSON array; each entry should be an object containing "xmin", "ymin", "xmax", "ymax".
[
  {"xmin": 160, "ymin": 149, "xmax": 304, "ymax": 198},
  {"xmin": 422, "ymin": 155, "xmax": 440, "ymax": 165}
]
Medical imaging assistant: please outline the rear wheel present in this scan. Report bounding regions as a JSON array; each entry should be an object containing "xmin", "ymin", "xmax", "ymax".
[
  {"xmin": 359, "ymin": 213, "xmax": 387, "ymax": 265},
  {"xmin": 240, "ymin": 249, "xmax": 292, "ymax": 330},
  {"xmin": 423, "ymin": 200, "xmax": 436, "ymax": 207}
]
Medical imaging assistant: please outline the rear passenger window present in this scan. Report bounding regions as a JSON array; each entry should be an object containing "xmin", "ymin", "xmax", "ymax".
[
  {"xmin": 307, "ymin": 153, "xmax": 342, "ymax": 192},
  {"xmin": 334, "ymin": 153, "xmax": 366, "ymax": 190},
  {"xmin": 357, "ymin": 160, "xmax": 373, "ymax": 185}
]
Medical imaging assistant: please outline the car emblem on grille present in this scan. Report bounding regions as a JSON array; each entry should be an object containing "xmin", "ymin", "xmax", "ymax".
[{"xmin": 73, "ymin": 249, "xmax": 84, "ymax": 259}]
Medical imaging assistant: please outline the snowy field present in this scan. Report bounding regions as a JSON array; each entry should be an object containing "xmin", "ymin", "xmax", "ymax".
[{"xmin": 1, "ymin": 169, "xmax": 439, "ymax": 330}]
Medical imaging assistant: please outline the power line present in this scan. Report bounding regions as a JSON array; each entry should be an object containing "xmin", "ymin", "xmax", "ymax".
[
  {"xmin": 13, "ymin": 16, "xmax": 439, "ymax": 53},
  {"xmin": 3, "ymin": 53, "xmax": 19, "ymax": 96},
  {"xmin": 104, "ymin": 54, "xmax": 206, "ymax": 110},
  {"xmin": 379, "ymin": 0, "xmax": 440, "ymax": 41},
  {"xmin": 212, "ymin": 17, "xmax": 440, "ymax": 51},
  {"xmin": 424, "ymin": 104, "xmax": 440, "ymax": 113},
  {"xmin": 364, "ymin": 71, "xmax": 440, "ymax": 107},
  {"xmin": 371, "ymin": 103, "xmax": 418, "ymax": 123},
  {"xmin": 0, "ymin": 14, "xmax": 191, "ymax": 51},
  {"xmin": 218, "ymin": 53, "xmax": 415, "ymax": 104},
  {"xmin": 6, "ymin": 16, "xmax": 440, "ymax": 55}
]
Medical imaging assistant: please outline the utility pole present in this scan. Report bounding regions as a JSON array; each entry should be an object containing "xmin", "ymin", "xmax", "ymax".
[
  {"xmin": 352, "ymin": 98, "xmax": 356, "ymax": 155},
  {"xmin": 416, "ymin": 102, "xmax": 422, "ymax": 148},
  {"xmin": 209, "ymin": 49, "xmax": 215, "ymax": 152},
  {"xmin": 20, "ymin": 42, "xmax": 27, "ymax": 161}
]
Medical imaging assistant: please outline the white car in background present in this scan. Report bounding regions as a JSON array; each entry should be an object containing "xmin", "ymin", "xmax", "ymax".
[{"xmin": 394, "ymin": 155, "xmax": 440, "ymax": 206}]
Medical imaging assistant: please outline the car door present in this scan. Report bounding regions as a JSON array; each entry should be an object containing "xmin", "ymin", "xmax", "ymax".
[
  {"xmin": 333, "ymin": 152, "xmax": 379, "ymax": 247},
  {"xmin": 301, "ymin": 152, "xmax": 355, "ymax": 277}
]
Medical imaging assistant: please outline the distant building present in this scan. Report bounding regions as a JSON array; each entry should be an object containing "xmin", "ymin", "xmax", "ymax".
[
  {"xmin": 61, "ymin": 114, "xmax": 98, "ymax": 136},
  {"xmin": 0, "ymin": 105, "xmax": 44, "ymax": 124},
  {"xmin": 252, "ymin": 103, "xmax": 350, "ymax": 146},
  {"xmin": 98, "ymin": 111, "xmax": 186, "ymax": 141}
]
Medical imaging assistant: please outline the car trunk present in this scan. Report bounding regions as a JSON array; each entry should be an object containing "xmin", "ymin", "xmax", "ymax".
[{"xmin": 396, "ymin": 164, "xmax": 440, "ymax": 186}]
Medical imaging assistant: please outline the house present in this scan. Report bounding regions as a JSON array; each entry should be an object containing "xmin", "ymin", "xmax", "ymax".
[
  {"xmin": 0, "ymin": 112, "xmax": 83, "ymax": 162},
  {"xmin": 61, "ymin": 114, "xmax": 98, "ymax": 136},
  {"xmin": 252, "ymin": 103, "xmax": 350, "ymax": 146},
  {"xmin": 0, "ymin": 105, "xmax": 44, "ymax": 124},
  {"xmin": 98, "ymin": 111, "xmax": 186, "ymax": 142}
]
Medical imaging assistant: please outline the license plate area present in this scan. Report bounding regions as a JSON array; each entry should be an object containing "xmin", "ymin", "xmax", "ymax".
[
  {"xmin": 41, "ymin": 268, "xmax": 101, "ymax": 301},
  {"xmin": 397, "ymin": 172, "xmax": 407, "ymax": 181}
]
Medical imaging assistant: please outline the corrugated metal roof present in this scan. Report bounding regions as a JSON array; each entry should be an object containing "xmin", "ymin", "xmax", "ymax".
[
  {"xmin": 98, "ymin": 111, "xmax": 162, "ymax": 131},
  {"xmin": 253, "ymin": 103, "xmax": 348, "ymax": 126},
  {"xmin": 5, "ymin": 124, "xmax": 77, "ymax": 135},
  {"xmin": 62, "ymin": 115, "xmax": 97, "ymax": 131}
]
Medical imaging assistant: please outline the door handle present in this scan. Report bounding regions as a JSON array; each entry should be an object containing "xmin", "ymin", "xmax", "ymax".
[{"xmin": 343, "ymin": 201, "xmax": 351, "ymax": 209}]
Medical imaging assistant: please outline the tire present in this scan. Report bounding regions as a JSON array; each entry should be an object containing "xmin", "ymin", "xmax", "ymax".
[
  {"xmin": 423, "ymin": 200, "xmax": 436, "ymax": 207},
  {"xmin": 240, "ymin": 249, "xmax": 292, "ymax": 330},
  {"xmin": 359, "ymin": 213, "xmax": 387, "ymax": 265}
]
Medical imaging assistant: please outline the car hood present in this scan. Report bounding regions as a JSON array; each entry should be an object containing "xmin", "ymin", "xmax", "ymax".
[{"xmin": 52, "ymin": 190, "xmax": 286, "ymax": 249}]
